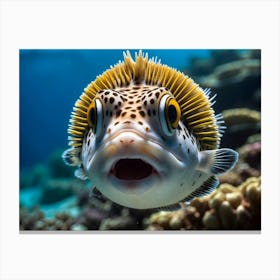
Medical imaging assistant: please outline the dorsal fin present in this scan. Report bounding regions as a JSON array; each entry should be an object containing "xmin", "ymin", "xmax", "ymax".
[{"xmin": 67, "ymin": 50, "xmax": 222, "ymax": 151}]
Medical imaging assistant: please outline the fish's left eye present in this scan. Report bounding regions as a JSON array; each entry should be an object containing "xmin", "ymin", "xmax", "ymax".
[
  {"xmin": 87, "ymin": 98, "xmax": 103, "ymax": 135},
  {"xmin": 159, "ymin": 95, "xmax": 181, "ymax": 136}
]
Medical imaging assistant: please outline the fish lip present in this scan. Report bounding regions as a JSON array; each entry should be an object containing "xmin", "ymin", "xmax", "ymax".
[
  {"xmin": 97, "ymin": 129, "xmax": 186, "ymax": 168},
  {"xmin": 87, "ymin": 130, "xmax": 186, "ymax": 193}
]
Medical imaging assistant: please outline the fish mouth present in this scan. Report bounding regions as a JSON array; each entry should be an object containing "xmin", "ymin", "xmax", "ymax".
[
  {"xmin": 89, "ymin": 130, "xmax": 185, "ymax": 194},
  {"xmin": 110, "ymin": 158, "xmax": 158, "ymax": 181},
  {"xmin": 106, "ymin": 155, "xmax": 162, "ymax": 194}
]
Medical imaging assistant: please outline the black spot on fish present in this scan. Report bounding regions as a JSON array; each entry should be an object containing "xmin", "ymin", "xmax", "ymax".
[
  {"xmin": 130, "ymin": 114, "xmax": 136, "ymax": 118},
  {"xmin": 109, "ymin": 97, "xmax": 114, "ymax": 104},
  {"xmin": 139, "ymin": 111, "xmax": 145, "ymax": 117}
]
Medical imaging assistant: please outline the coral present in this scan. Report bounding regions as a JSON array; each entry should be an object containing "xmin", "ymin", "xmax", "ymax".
[
  {"xmin": 218, "ymin": 139, "xmax": 261, "ymax": 186},
  {"xmin": 99, "ymin": 210, "xmax": 137, "ymax": 230},
  {"xmin": 145, "ymin": 177, "xmax": 261, "ymax": 230},
  {"xmin": 198, "ymin": 58, "xmax": 261, "ymax": 112},
  {"xmin": 183, "ymin": 50, "xmax": 245, "ymax": 79},
  {"xmin": 219, "ymin": 163, "xmax": 260, "ymax": 186},
  {"xmin": 222, "ymin": 108, "xmax": 260, "ymax": 126},
  {"xmin": 246, "ymin": 133, "xmax": 261, "ymax": 144},
  {"xmin": 238, "ymin": 141, "xmax": 261, "ymax": 170},
  {"xmin": 220, "ymin": 108, "xmax": 260, "ymax": 148},
  {"xmin": 20, "ymin": 207, "xmax": 45, "ymax": 230},
  {"xmin": 20, "ymin": 207, "xmax": 75, "ymax": 230},
  {"xmin": 75, "ymin": 194, "xmax": 153, "ymax": 230},
  {"xmin": 76, "ymin": 206, "xmax": 109, "ymax": 230},
  {"xmin": 201, "ymin": 59, "xmax": 260, "ymax": 88}
]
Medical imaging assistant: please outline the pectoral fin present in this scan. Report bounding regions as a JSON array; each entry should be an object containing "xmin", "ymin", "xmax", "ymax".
[
  {"xmin": 197, "ymin": 148, "xmax": 238, "ymax": 175},
  {"xmin": 74, "ymin": 167, "xmax": 88, "ymax": 180},
  {"xmin": 62, "ymin": 147, "xmax": 82, "ymax": 166},
  {"xmin": 182, "ymin": 176, "xmax": 219, "ymax": 203}
]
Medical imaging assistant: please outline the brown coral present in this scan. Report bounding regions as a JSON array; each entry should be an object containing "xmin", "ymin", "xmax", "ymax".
[
  {"xmin": 200, "ymin": 59, "xmax": 260, "ymax": 88},
  {"xmin": 222, "ymin": 108, "xmax": 260, "ymax": 127},
  {"xmin": 20, "ymin": 207, "xmax": 75, "ymax": 230},
  {"xmin": 220, "ymin": 108, "xmax": 261, "ymax": 149},
  {"xmin": 145, "ymin": 177, "xmax": 261, "ymax": 230}
]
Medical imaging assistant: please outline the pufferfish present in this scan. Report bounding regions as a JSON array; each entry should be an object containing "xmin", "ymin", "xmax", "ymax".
[{"xmin": 62, "ymin": 50, "xmax": 238, "ymax": 210}]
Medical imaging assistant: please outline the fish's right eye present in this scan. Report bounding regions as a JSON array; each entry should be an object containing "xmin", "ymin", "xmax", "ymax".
[{"xmin": 87, "ymin": 98, "xmax": 103, "ymax": 135}]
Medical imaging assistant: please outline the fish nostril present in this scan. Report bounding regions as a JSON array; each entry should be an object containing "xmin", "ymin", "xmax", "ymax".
[{"xmin": 120, "ymin": 139, "xmax": 134, "ymax": 144}]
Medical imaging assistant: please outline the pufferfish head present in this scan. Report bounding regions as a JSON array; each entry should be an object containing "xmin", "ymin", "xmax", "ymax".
[{"xmin": 63, "ymin": 51, "xmax": 237, "ymax": 209}]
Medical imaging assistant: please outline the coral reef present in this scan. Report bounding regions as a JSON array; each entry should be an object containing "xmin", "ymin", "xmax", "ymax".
[
  {"xmin": 220, "ymin": 108, "xmax": 260, "ymax": 149},
  {"xmin": 222, "ymin": 108, "xmax": 261, "ymax": 126},
  {"xmin": 182, "ymin": 50, "xmax": 261, "ymax": 113},
  {"xmin": 20, "ymin": 207, "xmax": 75, "ymax": 230},
  {"xmin": 74, "ymin": 194, "xmax": 153, "ymax": 230},
  {"xmin": 20, "ymin": 50, "xmax": 262, "ymax": 231},
  {"xmin": 219, "ymin": 139, "xmax": 261, "ymax": 186},
  {"xmin": 145, "ymin": 177, "xmax": 261, "ymax": 230},
  {"xmin": 238, "ymin": 141, "xmax": 261, "ymax": 170}
]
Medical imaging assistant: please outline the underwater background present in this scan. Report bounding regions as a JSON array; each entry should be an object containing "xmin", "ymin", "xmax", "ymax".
[{"xmin": 20, "ymin": 49, "xmax": 261, "ymax": 230}]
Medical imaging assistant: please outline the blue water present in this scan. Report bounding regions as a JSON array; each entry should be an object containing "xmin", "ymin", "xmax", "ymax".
[{"xmin": 20, "ymin": 49, "xmax": 211, "ymax": 168}]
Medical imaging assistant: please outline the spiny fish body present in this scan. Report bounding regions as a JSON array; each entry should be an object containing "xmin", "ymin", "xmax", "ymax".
[{"xmin": 63, "ymin": 51, "xmax": 238, "ymax": 209}]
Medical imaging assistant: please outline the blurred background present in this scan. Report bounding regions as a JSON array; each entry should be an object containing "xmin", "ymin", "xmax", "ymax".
[{"xmin": 20, "ymin": 49, "xmax": 261, "ymax": 230}]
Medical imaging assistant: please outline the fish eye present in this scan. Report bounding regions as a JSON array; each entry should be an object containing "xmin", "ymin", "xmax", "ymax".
[
  {"xmin": 159, "ymin": 95, "xmax": 181, "ymax": 136},
  {"xmin": 87, "ymin": 98, "xmax": 103, "ymax": 135}
]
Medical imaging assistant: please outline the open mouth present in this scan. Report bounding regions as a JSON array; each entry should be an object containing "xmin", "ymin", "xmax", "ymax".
[{"xmin": 110, "ymin": 159, "xmax": 157, "ymax": 181}]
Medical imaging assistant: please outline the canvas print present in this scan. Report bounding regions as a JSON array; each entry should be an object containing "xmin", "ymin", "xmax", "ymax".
[{"xmin": 20, "ymin": 49, "xmax": 261, "ymax": 231}]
